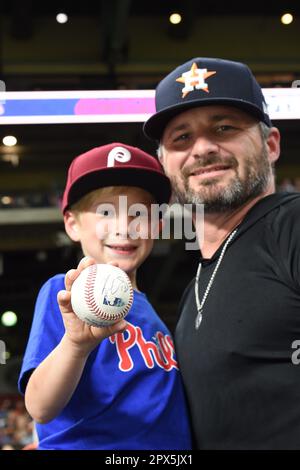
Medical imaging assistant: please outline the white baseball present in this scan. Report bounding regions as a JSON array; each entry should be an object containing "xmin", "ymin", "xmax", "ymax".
[{"xmin": 71, "ymin": 264, "xmax": 133, "ymax": 327}]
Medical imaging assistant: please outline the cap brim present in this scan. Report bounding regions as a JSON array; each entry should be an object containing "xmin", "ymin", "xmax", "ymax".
[
  {"xmin": 143, "ymin": 98, "xmax": 271, "ymax": 141},
  {"xmin": 64, "ymin": 167, "xmax": 172, "ymax": 213}
]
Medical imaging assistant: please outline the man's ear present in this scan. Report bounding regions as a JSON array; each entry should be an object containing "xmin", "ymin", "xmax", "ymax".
[
  {"xmin": 267, "ymin": 127, "xmax": 281, "ymax": 165},
  {"xmin": 157, "ymin": 145, "xmax": 164, "ymax": 165},
  {"xmin": 64, "ymin": 211, "xmax": 81, "ymax": 242}
]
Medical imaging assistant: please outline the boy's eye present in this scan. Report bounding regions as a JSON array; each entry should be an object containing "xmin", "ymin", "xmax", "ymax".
[{"xmin": 96, "ymin": 206, "xmax": 115, "ymax": 217}]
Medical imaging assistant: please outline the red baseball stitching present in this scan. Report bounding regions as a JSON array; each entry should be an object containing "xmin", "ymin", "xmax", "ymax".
[{"xmin": 84, "ymin": 264, "xmax": 133, "ymax": 322}]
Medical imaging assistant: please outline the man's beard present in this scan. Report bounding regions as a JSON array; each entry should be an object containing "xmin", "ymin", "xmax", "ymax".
[{"xmin": 169, "ymin": 146, "xmax": 272, "ymax": 213}]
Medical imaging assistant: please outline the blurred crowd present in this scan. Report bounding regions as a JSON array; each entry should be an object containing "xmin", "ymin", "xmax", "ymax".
[
  {"xmin": 0, "ymin": 190, "xmax": 62, "ymax": 209},
  {"xmin": 277, "ymin": 177, "xmax": 300, "ymax": 193},
  {"xmin": 0, "ymin": 397, "xmax": 36, "ymax": 450}
]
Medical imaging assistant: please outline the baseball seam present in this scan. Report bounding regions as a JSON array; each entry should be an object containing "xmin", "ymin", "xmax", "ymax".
[{"xmin": 85, "ymin": 264, "xmax": 133, "ymax": 322}]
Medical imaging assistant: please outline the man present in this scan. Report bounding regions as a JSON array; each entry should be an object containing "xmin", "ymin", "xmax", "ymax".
[{"xmin": 143, "ymin": 57, "xmax": 300, "ymax": 449}]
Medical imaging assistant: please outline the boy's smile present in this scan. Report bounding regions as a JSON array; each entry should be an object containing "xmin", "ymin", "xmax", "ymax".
[{"xmin": 104, "ymin": 242, "xmax": 138, "ymax": 256}]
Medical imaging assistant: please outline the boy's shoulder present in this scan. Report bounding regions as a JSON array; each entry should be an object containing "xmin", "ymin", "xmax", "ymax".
[
  {"xmin": 45, "ymin": 272, "xmax": 65, "ymax": 284},
  {"xmin": 39, "ymin": 273, "xmax": 65, "ymax": 295}
]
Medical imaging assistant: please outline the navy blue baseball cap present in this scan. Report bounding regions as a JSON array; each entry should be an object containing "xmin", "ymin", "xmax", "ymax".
[{"xmin": 143, "ymin": 57, "xmax": 272, "ymax": 141}]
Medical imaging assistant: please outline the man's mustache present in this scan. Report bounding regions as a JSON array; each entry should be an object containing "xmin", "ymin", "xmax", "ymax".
[{"xmin": 182, "ymin": 155, "xmax": 238, "ymax": 178}]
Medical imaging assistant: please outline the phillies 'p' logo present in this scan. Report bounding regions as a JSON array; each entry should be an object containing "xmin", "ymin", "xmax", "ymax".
[{"xmin": 107, "ymin": 146, "xmax": 131, "ymax": 167}]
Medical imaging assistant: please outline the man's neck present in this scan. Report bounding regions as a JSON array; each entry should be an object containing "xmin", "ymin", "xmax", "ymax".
[{"xmin": 194, "ymin": 190, "xmax": 274, "ymax": 259}]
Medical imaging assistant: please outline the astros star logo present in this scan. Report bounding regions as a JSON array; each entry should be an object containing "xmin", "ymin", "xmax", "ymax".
[{"xmin": 176, "ymin": 62, "xmax": 216, "ymax": 98}]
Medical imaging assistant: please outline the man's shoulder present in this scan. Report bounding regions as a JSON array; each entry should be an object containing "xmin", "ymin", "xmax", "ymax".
[
  {"xmin": 262, "ymin": 193, "xmax": 300, "ymax": 252},
  {"xmin": 268, "ymin": 192, "xmax": 300, "ymax": 224},
  {"xmin": 247, "ymin": 192, "xmax": 300, "ymax": 229}
]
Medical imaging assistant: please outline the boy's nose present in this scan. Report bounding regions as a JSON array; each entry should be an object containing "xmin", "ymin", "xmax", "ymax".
[{"xmin": 115, "ymin": 214, "xmax": 131, "ymax": 238}]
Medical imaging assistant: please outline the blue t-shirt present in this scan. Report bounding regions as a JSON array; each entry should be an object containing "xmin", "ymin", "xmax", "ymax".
[{"xmin": 19, "ymin": 274, "xmax": 192, "ymax": 450}]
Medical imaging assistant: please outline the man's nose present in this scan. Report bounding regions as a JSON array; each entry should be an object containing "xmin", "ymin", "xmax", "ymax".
[{"xmin": 191, "ymin": 135, "xmax": 220, "ymax": 159}]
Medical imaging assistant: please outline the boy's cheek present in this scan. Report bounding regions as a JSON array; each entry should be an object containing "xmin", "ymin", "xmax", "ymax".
[
  {"xmin": 127, "ymin": 219, "xmax": 155, "ymax": 240},
  {"xmin": 95, "ymin": 219, "xmax": 116, "ymax": 240},
  {"xmin": 94, "ymin": 218, "xmax": 159, "ymax": 241}
]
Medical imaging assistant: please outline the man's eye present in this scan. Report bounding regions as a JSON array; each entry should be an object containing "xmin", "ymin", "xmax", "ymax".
[
  {"xmin": 173, "ymin": 133, "xmax": 189, "ymax": 142},
  {"xmin": 217, "ymin": 125, "xmax": 236, "ymax": 132}
]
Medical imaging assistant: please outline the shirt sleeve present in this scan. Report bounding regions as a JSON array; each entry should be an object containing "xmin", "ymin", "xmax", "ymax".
[{"xmin": 18, "ymin": 275, "xmax": 66, "ymax": 394}]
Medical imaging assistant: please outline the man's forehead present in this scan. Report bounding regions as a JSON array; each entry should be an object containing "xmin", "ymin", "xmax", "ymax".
[{"xmin": 163, "ymin": 105, "xmax": 257, "ymax": 135}]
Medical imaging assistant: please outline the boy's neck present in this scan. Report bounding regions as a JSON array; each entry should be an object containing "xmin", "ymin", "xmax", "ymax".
[{"xmin": 128, "ymin": 272, "xmax": 139, "ymax": 291}]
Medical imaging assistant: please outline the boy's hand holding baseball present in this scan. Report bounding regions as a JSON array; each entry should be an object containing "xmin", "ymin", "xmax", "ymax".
[{"xmin": 57, "ymin": 257, "xmax": 127, "ymax": 356}]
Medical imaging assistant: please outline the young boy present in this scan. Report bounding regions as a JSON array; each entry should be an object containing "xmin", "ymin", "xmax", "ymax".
[{"xmin": 18, "ymin": 142, "xmax": 192, "ymax": 450}]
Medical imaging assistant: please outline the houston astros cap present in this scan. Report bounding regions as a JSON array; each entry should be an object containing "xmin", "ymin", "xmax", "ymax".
[
  {"xmin": 143, "ymin": 57, "xmax": 272, "ymax": 141},
  {"xmin": 62, "ymin": 142, "xmax": 172, "ymax": 213}
]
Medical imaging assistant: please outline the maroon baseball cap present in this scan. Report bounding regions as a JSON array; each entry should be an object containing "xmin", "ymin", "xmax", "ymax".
[{"xmin": 62, "ymin": 142, "xmax": 172, "ymax": 213}]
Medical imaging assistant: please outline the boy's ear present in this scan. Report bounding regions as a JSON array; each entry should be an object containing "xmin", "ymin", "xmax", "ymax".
[{"xmin": 64, "ymin": 211, "xmax": 81, "ymax": 242}]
